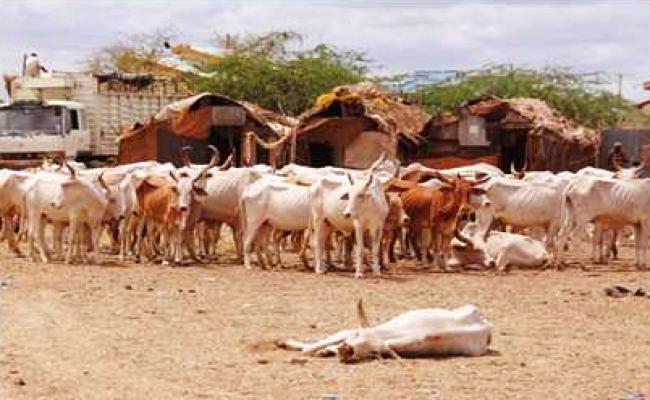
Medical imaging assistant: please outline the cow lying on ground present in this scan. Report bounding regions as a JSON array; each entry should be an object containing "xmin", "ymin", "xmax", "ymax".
[
  {"xmin": 276, "ymin": 299, "xmax": 492, "ymax": 363},
  {"xmin": 450, "ymin": 217, "xmax": 548, "ymax": 271}
]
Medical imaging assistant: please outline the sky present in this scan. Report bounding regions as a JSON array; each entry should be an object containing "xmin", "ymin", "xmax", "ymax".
[{"xmin": 1, "ymin": 0, "xmax": 649, "ymax": 102}]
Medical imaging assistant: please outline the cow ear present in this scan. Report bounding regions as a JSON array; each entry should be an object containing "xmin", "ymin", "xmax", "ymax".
[
  {"xmin": 357, "ymin": 298, "xmax": 370, "ymax": 328},
  {"xmin": 194, "ymin": 187, "xmax": 208, "ymax": 197},
  {"xmin": 171, "ymin": 186, "xmax": 179, "ymax": 194},
  {"xmin": 340, "ymin": 193, "xmax": 349, "ymax": 200},
  {"xmin": 471, "ymin": 187, "xmax": 487, "ymax": 195}
]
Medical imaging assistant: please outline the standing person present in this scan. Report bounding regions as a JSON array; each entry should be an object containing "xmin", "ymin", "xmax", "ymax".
[
  {"xmin": 607, "ymin": 141, "xmax": 629, "ymax": 170},
  {"xmin": 24, "ymin": 53, "xmax": 48, "ymax": 78}
]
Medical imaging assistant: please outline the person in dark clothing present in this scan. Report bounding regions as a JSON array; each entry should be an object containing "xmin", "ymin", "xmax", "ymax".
[{"xmin": 607, "ymin": 141, "xmax": 629, "ymax": 170}]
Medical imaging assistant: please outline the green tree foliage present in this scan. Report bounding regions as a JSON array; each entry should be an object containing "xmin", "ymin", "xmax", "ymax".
[
  {"xmin": 418, "ymin": 65, "xmax": 643, "ymax": 128},
  {"xmin": 194, "ymin": 33, "xmax": 366, "ymax": 115}
]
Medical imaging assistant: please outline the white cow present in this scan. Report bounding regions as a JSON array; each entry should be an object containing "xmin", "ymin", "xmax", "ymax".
[
  {"xmin": 277, "ymin": 153, "xmax": 397, "ymax": 184},
  {"xmin": 24, "ymin": 163, "xmax": 111, "ymax": 263},
  {"xmin": 277, "ymin": 299, "xmax": 492, "ymax": 362},
  {"xmin": 450, "ymin": 218, "xmax": 548, "ymax": 271},
  {"xmin": 0, "ymin": 169, "xmax": 36, "ymax": 255},
  {"xmin": 310, "ymin": 171, "xmax": 389, "ymax": 278},
  {"xmin": 477, "ymin": 177, "xmax": 564, "ymax": 263},
  {"xmin": 240, "ymin": 176, "xmax": 312, "ymax": 269},
  {"xmin": 558, "ymin": 176, "xmax": 650, "ymax": 268},
  {"xmin": 401, "ymin": 162, "xmax": 505, "ymax": 180}
]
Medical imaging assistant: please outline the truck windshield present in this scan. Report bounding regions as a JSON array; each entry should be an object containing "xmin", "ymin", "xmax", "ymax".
[{"xmin": 0, "ymin": 106, "xmax": 65, "ymax": 136}]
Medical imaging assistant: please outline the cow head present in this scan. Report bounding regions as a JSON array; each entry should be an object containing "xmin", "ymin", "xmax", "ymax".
[
  {"xmin": 451, "ymin": 219, "xmax": 496, "ymax": 269},
  {"xmin": 336, "ymin": 299, "xmax": 401, "ymax": 363},
  {"xmin": 436, "ymin": 172, "xmax": 489, "ymax": 215},
  {"xmin": 341, "ymin": 173, "xmax": 383, "ymax": 220},
  {"xmin": 385, "ymin": 192, "xmax": 410, "ymax": 226}
]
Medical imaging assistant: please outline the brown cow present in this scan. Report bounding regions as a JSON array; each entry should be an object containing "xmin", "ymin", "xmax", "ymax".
[
  {"xmin": 388, "ymin": 173, "xmax": 487, "ymax": 270},
  {"xmin": 134, "ymin": 148, "xmax": 219, "ymax": 264}
]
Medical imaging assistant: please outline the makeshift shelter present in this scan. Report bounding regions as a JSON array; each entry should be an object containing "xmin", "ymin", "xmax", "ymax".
[
  {"xmin": 426, "ymin": 96, "xmax": 599, "ymax": 172},
  {"xmin": 295, "ymin": 82, "xmax": 430, "ymax": 168},
  {"xmin": 119, "ymin": 93, "xmax": 296, "ymax": 166}
]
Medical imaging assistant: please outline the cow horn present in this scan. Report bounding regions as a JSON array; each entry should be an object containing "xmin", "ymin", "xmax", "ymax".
[
  {"xmin": 64, "ymin": 160, "xmax": 76, "ymax": 179},
  {"xmin": 510, "ymin": 162, "xmax": 518, "ymax": 175},
  {"xmin": 454, "ymin": 223, "xmax": 474, "ymax": 249},
  {"xmin": 357, "ymin": 298, "xmax": 370, "ymax": 328},
  {"xmin": 180, "ymin": 146, "xmax": 192, "ymax": 167},
  {"xmin": 98, "ymin": 172, "xmax": 110, "ymax": 193},
  {"xmin": 169, "ymin": 171, "xmax": 179, "ymax": 183},
  {"xmin": 218, "ymin": 153, "xmax": 234, "ymax": 170},
  {"xmin": 207, "ymin": 145, "xmax": 221, "ymax": 168},
  {"xmin": 346, "ymin": 172, "xmax": 354, "ymax": 186},
  {"xmin": 363, "ymin": 174, "xmax": 374, "ymax": 191},
  {"xmin": 368, "ymin": 152, "xmax": 387, "ymax": 172},
  {"xmin": 393, "ymin": 165, "xmax": 400, "ymax": 179},
  {"xmin": 433, "ymin": 170, "xmax": 453, "ymax": 185},
  {"xmin": 473, "ymin": 175, "xmax": 491, "ymax": 185},
  {"xmin": 633, "ymin": 161, "xmax": 646, "ymax": 178}
]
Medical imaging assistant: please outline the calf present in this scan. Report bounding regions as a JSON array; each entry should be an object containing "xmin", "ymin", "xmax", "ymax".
[
  {"xmin": 277, "ymin": 299, "xmax": 492, "ymax": 363},
  {"xmin": 396, "ymin": 174, "xmax": 488, "ymax": 270}
]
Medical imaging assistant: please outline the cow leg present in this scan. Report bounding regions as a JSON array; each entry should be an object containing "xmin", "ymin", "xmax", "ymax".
[
  {"xmin": 409, "ymin": 229, "xmax": 422, "ymax": 261},
  {"xmin": 353, "ymin": 222, "xmax": 366, "ymax": 278},
  {"xmin": 87, "ymin": 223, "xmax": 101, "ymax": 265},
  {"xmin": 65, "ymin": 218, "xmax": 77, "ymax": 264},
  {"xmin": 243, "ymin": 219, "xmax": 264, "ymax": 270},
  {"xmin": 370, "ymin": 228, "xmax": 381, "ymax": 277},
  {"xmin": 210, "ymin": 221, "xmax": 222, "ymax": 260},
  {"xmin": 232, "ymin": 224, "xmax": 244, "ymax": 264},
  {"xmin": 35, "ymin": 215, "xmax": 51, "ymax": 263},
  {"xmin": 312, "ymin": 221, "xmax": 331, "ymax": 275},
  {"xmin": 26, "ymin": 213, "xmax": 37, "ymax": 262},
  {"xmin": 298, "ymin": 229, "xmax": 310, "ymax": 269},
  {"xmin": 2, "ymin": 214, "xmax": 22, "ymax": 257},
  {"xmin": 297, "ymin": 329, "xmax": 356, "ymax": 355},
  {"xmin": 634, "ymin": 224, "xmax": 647, "ymax": 270}
]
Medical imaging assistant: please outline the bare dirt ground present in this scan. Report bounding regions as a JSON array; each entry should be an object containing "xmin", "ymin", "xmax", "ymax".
[{"xmin": 1, "ymin": 238, "xmax": 650, "ymax": 400}]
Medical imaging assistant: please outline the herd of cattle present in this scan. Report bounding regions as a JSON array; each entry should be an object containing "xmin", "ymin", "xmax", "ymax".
[{"xmin": 0, "ymin": 147, "xmax": 648, "ymax": 277}]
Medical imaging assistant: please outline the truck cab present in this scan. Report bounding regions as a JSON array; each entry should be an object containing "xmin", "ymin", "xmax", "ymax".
[{"xmin": 0, "ymin": 100, "xmax": 89, "ymax": 168}]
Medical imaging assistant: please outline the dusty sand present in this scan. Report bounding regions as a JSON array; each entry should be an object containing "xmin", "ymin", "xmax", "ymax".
[{"xmin": 1, "ymin": 240, "xmax": 649, "ymax": 399}]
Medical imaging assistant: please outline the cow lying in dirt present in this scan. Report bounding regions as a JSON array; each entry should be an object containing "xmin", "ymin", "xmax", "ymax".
[
  {"xmin": 450, "ymin": 217, "xmax": 549, "ymax": 271},
  {"xmin": 276, "ymin": 299, "xmax": 492, "ymax": 363}
]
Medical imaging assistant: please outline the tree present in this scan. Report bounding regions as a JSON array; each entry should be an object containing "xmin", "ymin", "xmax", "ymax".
[
  {"xmin": 193, "ymin": 32, "xmax": 367, "ymax": 115},
  {"xmin": 85, "ymin": 28, "xmax": 177, "ymax": 74},
  {"xmin": 416, "ymin": 65, "xmax": 644, "ymax": 129},
  {"xmin": 85, "ymin": 29, "xmax": 367, "ymax": 116}
]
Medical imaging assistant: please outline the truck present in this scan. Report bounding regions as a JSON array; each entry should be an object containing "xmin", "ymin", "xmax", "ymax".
[{"xmin": 0, "ymin": 71, "xmax": 192, "ymax": 168}]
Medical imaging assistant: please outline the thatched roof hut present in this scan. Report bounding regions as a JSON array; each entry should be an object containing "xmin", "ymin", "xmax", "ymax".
[
  {"xmin": 426, "ymin": 96, "xmax": 599, "ymax": 172},
  {"xmin": 295, "ymin": 82, "xmax": 430, "ymax": 168},
  {"xmin": 119, "ymin": 92, "xmax": 296, "ymax": 166}
]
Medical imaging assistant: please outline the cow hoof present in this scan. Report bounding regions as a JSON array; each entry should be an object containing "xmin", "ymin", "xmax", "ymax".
[
  {"xmin": 162, "ymin": 260, "xmax": 170, "ymax": 266},
  {"xmin": 354, "ymin": 273, "xmax": 363, "ymax": 279}
]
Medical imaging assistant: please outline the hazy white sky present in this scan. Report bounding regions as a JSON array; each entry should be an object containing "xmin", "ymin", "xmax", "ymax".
[{"xmin": 1, "ymin": 0, "xmax": 649, "ymax": 101}]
